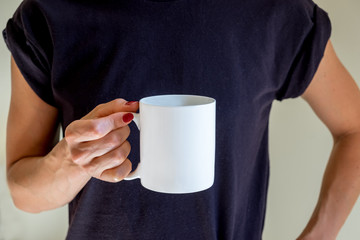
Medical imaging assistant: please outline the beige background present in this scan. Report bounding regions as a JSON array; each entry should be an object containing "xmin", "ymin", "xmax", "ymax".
[{"xmin": 0, "ymin": 0, "xmax": 359, "ymax": 239}]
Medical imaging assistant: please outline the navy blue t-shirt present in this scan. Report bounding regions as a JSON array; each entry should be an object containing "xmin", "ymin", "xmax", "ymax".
[{"xmin": 4, "ymin": 0, "xmax": 331, "ymax": 239}]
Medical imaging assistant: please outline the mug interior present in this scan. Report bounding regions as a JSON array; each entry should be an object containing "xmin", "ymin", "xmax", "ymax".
[{"xmin": 140, "ymin": 95, "xmax": 215, "ymax": 107}]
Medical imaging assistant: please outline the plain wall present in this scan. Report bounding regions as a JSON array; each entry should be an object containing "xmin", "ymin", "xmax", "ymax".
[{"xmin": 0, "ymin": 0, "xmax": 359, "ymax": 239}]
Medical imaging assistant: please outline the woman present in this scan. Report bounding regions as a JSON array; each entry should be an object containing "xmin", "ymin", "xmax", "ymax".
[{"xmin": 4, "ymin": 0, "xmax": 360, "ymax": 239}]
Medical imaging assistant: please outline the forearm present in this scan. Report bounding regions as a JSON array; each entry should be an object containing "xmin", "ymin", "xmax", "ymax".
[
  {"xmin": 298, "ymin": 132, "xmax": 360, "ymax": 239},
  {"xmin": 7, "ymin": 139, "xmax": 90, "ymax": 213}
]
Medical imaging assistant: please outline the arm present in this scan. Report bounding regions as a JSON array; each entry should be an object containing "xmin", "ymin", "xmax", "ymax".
[
  {"xmin": 297, "ymin": 41, "xmax": 360, "ymax": 239},
  {"xmin": 7, "ymin": 57, "xmax": 139, "ymax": 213}
]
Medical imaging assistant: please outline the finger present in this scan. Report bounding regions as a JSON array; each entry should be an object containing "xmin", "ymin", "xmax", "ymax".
[
  {"xmin": 65, "ymin": 112, "xmax": 133, "ymax": 143},
  {"xmin": 99, "ymin": 159, "xmax": 132, "ymax": 182},
  {"xmin": 85, "ymin": 99, "xmax": 139, "ymax": 119},
  {"xmin": 69, "ymin": 126, "xmax": 130, "ymax": 165},
  {"xmin": 82, "ymin": 141, "xmax": 131, "ymax": 178}
]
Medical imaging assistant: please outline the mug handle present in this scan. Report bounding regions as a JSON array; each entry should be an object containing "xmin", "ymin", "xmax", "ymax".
[{"xmin": 124, "ymin": 113, "xmax": 141, "ymax": 180}]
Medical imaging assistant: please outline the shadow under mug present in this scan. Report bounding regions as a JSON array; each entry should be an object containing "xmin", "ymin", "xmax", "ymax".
[{"xmin": 124, "ymin": 94, "xmax": 216, "ymax": 194}]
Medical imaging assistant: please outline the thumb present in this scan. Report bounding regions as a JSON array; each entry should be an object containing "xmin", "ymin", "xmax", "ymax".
[{"xmin": 84, "ymin": 99, "xmax": 139, "ymax": 119}]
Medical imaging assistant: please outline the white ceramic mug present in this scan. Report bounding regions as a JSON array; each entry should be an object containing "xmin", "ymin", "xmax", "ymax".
[{"xmin": 124, "ymin": 94, "xmax": 216, "ymax": 194}]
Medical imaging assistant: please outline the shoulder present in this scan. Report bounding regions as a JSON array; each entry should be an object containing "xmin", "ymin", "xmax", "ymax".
[
  {"xmin": 7, "ymin": 0, "xmax": 58, "ymax": 58},
  {"xmin": 247, "ymin": 0, "xmax": 322, "ymax": 26},
  {"xmin": 11, "ymin": 0, "xmax": 72, "ymax": 38},
  {"xmin": 263, "ymin": 0, "xmax": 316, "ymax": 12},
  {"xmin": 12, "ymin": 0, "xmax": 53, "ymax": 26},
  {"xmin": 258, "ymin": 0, "xmax": 318, "ymax": 21},
  {"xmin": 18, "ymin": 0, "xmax": 66, "ymax": 9},
  {"xmin": 253, "ymin": 0, "xmax": 327, "ymax": 37},
  {"xmin": 13, "ymin": 0, "xmax": 71, "ymax": 23}
]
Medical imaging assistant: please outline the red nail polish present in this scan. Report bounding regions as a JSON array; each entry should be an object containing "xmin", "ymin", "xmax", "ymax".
[
  {"xmin": 125, "ymin": 101, "xmax": 138, "ymax": 105},
  {"xmin": 123, "ymin": 113, "xmax": 134, "ymax": 123}
]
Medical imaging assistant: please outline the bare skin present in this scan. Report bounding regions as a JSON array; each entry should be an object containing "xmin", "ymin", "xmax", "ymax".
[
  {"xmin": 7, "ymin": 57, "xmax": 139, "ymax": 212},
  {"xmin": 6, "ymin": 40, "xmax": 360, "ymax": 238},
  {"xmin": 297, "ymin": 41, "xmax": 360, "ymax": 239}
]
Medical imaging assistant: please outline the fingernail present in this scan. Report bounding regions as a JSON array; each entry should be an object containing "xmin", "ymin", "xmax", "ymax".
[
  {"xmin": 123, "ymin": 113, "xmax": 134, "ymax": 123},
  {"xmin": 125, "ymin": 101, "xmax": 138, "ymax": 105}
]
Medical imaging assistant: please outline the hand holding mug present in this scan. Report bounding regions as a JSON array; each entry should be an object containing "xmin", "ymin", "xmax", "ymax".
[
  {"xmin": 64, "ymin": 99, "xmax": 138, "ymax": 182},
  {"xmin": 64, "ymin": 95, "xmax": 216, "ymax": 194}
]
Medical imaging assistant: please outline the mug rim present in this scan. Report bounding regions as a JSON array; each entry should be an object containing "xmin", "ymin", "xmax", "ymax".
[{"xmin": 140, "ymin": 94, "xmax": 216, "ymax": 108}]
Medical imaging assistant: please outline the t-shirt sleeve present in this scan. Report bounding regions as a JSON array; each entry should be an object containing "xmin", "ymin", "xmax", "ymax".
[
  {"xmin": 275, "ymin": 2, "xmax": 331, "ymax": 101},
  {"xmin": 3, "ymin": 1, "xmax": 55, "ymax": 106}
]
